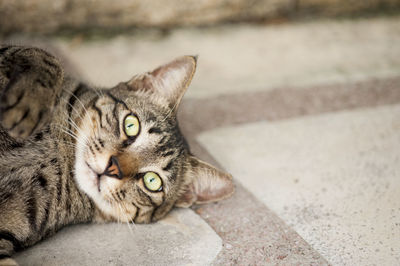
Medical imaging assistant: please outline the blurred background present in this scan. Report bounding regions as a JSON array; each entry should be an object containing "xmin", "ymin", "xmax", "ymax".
[
  {"xmin": 3, "ymin": 1, "xmax": 400, "ymax": 265},
  {"xmin": 1, "ymin": 1, "xmax": 399, "ymax": 100}
]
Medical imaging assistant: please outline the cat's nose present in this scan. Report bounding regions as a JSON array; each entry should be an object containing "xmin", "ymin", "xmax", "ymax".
[{"xmin": 103, "ymin": 156, "xmax": 123, "ymax": 179}]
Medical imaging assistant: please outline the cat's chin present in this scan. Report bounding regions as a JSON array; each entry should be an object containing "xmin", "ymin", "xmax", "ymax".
[
  {"xmin": 74, "ymin": 159, "xmax": 111, "ymax": 212},
  {"xmin": 74, "ymin": 158, "xmax": 135, "ymax": 221},
  {"xmin": 85, "ymin": 162, "xmax": 102, "ymax": 192},
  {"xmin": 75, "ymin": 160, "xmax": 102, "ymax": 198}
]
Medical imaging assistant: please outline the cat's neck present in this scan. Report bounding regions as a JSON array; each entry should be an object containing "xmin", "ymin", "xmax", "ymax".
[{"xmin": 31, "ymin": 129, "xmax": 96, "ymax": 227}]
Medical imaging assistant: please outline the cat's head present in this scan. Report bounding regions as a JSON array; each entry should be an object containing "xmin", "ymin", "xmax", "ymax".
[{"xmin": 74, "ymin": 56, "xmax": 234, "ymax": 223}]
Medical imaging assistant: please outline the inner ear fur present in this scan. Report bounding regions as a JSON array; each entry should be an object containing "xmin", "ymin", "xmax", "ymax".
[
  {"xmin": 127, "ymin": 55, "xmax": 197, "ymax": 111},
  {"xmin": 175, "ymin": 156, "xmax": 235, "ymax": 208}
]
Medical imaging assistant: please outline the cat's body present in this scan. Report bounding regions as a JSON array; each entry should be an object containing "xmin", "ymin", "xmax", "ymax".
[{"xmin": 0, "ymin": 45, "xmax": 233, "ymax": 264}]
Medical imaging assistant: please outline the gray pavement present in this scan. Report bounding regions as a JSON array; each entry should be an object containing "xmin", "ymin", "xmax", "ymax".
[
  {"xmin": 15, "ymin": 209, "xmax": 221, "ymax": 265},
  {"xmin": 199, "ymin": 104, "xmax": 400, "ymax": 265}
]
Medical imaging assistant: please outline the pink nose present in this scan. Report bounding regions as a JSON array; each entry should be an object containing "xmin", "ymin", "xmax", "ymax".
[{"xmin": 103, "ymin": 156, "xmax": 123, "ymax": 179}]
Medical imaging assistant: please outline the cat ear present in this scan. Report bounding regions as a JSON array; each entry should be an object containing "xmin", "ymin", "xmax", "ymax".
[
  {"xmin": 175, "ymin": 156, "xmax": 234, "ymax": 208},
  {"xmin": 127, "ymin": 55, "xmax": 197, "ymax": 110}
]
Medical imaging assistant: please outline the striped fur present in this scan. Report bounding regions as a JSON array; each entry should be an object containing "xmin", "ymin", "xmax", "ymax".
[{"xmin": 0, "ymin": 45, "xmax": 234, "ymax": 263}]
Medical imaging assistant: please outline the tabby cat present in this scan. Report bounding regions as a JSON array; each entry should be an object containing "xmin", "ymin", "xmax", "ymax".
[{"xmin": 0, "ymin": 45, "xmax": 234, "ymax": 265}]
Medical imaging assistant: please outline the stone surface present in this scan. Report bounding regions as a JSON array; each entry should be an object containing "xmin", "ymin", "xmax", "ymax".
[
  {"xmin": 197, "ymin": 105, "xmax": 400, "ymax": 265},
  {"xmin": 192, "ymin": 182, "xmax": 329, "ymax": 265},
  {"xmin": 1, "ymin": 0, "xmax": 398, "ymax": 35},
  {"xmin": 48, "ymin": 16, "xmax": 400, "ymax": 98},
  {"xmin": 14, "ymin": 209, "xmax": 222, "ymax": 266}
]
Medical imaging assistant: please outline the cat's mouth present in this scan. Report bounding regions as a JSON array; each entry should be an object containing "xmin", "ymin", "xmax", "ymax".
[
  {"xmin": 85, "ymin": 159, "xmax": 123, "ymax": 192},
  {"xmin": 85, "ymin": 162, "xmax": 102, "ymax": 192}
]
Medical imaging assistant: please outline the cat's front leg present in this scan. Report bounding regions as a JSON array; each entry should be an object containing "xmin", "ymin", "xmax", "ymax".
[
  {"xmin": 0, "ymin": 234, "xmax": 19, "ymax": 266},
  {"xmin": 0, "ymin": 45, "xmax": 64, "ymax": 139}
]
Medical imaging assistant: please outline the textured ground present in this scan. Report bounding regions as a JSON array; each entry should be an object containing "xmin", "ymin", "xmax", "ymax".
[{"xmin": 7, "ymin": 16, "xmax": 400, "ymax": 265}]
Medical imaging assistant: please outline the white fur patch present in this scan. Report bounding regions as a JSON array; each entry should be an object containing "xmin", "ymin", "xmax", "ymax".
[{"xmin": 73, "ymin": 113, "xmax": 130, "ymax": 219}]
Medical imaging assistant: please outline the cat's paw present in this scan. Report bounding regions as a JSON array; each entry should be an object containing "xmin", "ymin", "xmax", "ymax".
[
  {"xmin": 0, "ymin": 84, "xmax": 52, "ymax": 139},
  {"xmin": 0, "ymin": 257, "xmax": 18, "ymax": 266},
  {"xmin": 0, "ymin": 89, "xmax": 48, "ymax": 139},
  {"xmin": 0, "ymin": 46, "xmax": 64, "ymax": 138}
]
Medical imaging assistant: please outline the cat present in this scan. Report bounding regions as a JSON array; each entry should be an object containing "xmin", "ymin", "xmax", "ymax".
[{"xmin": 0, "ymin": 45, "xmax": 234, "ymax": 265}]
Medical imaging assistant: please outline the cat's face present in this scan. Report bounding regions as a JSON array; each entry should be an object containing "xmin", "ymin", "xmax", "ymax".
[{"xmin": 74, "ymin": 56, "xmax": 234, "ymax": 223}]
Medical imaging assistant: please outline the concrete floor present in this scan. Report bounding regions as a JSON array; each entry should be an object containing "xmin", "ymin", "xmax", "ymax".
[
  {"xmin": 199, "ymin": 105, "xmax": 400, "ymax": 265},
  {"xmin": 8, "ymin": 15, "xmax": 400, "ymax": 265},
  {"xmin": 15, "ymin": 209, "xmax": 221, "ymax": 265}
]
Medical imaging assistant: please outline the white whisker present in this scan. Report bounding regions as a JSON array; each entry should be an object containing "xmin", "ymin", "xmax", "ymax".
[
  {"xmin": 119, "ymin": 202, "xmax": 135, "ymax": 235},
  {"xmin": 63, "ymin": 87, "xmax": 94, "ymax": 128}
]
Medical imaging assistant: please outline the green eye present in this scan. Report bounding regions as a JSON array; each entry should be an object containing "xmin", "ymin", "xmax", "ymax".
[
  {"xmin": 143, "ymin": 172, "xmax": 162, "ymax": 192},
  {"xmin": 124, "ymin": 114, "xmax": 140, "ymax": 137}
]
